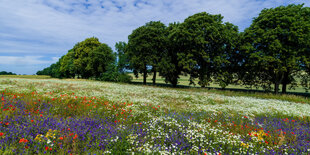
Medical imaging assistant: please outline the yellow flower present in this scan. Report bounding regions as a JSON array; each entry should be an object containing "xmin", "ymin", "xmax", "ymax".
[
  {"xmin": 241, "ymin": 142, "xmax": 249, "ymax": 148},
  {"xmin": 34, "ymin": 134, "xmax": 43, "ymax": 142}
]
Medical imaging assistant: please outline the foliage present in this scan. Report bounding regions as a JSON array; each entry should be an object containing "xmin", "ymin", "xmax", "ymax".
[
  {"xmin": 115, "ymin": 42, "xmax": 129, "ymax": 73},
  {"xmin": 158, "ymin": 22, "xmax": 184, "ymax": 87},
  {"xmin": 88, "ymin": 43, "xmax": 116, "ymax": 78},
  {"xmin": 127, "ymin": 21, "xmax": 166, "ymax": 85},
  {"xmin": 37, "ymin": 37, "xmax": 115, "ymax": 80},
  {"xmin": 72, "ymin": 37, "xmax": 101, "ymax": 79},
  {"xmin": 240, "ymin": 4, "xmax": 310, "ymax": 94},
  {"xmin": 99, "ymin": 63, "xmax": 132, "ymax": 83},
  {"xmin": 0, "ymin": 71, "xmax": 16, "ymax": 75},
  {"xmin": 179, "ymin": 12, "xmax": 239, "ymax": 88},
  {"xmin": 59, "ymin": 49, "xmax": 75, "ymax": 78}
]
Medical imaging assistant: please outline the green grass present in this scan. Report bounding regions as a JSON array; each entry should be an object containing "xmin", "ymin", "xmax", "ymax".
[
  {"xmin": 128, "ymin": 73, "xmax": 310, "ymax": 104},
  {"xmin": 129, "ymin": 73, "xmax": 308, "ymax": 93}
]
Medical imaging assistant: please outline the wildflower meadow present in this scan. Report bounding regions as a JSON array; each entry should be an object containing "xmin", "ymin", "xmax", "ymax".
[{"xmin": 0, "ymin": 78, "xmax": 310, "ymax": 154}]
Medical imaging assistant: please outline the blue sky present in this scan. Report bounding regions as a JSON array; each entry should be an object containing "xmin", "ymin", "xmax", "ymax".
[{"xmin": 0, "ymin": 0, "xmax": 309, "ymax": 75}]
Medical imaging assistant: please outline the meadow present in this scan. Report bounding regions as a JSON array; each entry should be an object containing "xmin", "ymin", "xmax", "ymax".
[
  {"xmin": 0, "ymin": 77, "xmax": 310, "ymax": 154},
  {"xmin": 129, "ymin": 73, "xmax": 308, "ymax": 94}
]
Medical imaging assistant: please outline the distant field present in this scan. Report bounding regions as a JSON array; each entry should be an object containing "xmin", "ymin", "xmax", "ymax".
[
  {"xmin": 0, "ymin": 75, "xmax": 51, "ymax": 79},
  {"xmin": 129, "ymin": 73, "xmax": 308, "ymax": 93}
]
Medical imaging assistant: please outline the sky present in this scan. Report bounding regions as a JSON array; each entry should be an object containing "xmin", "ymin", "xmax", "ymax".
[{"xmin": 0, "ymin": 0, "xmax": 309, "ymax": 75}]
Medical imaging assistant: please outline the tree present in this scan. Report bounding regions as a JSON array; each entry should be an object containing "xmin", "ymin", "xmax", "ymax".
[
  {"xmin": 240, "ymin": 4, "xmax": 310, "ymax": 94},
  {"xmin": 211, "ymin": 22, "xmax": 239, "ymax": 89},
  {"xmin": 115, "ymin": 41, "xmax": 128, "ymax": 73},
  {"xmin": 60, "ymin": 49, "xmax": 76, "ymax": 78},
  {"xmin": 72, "ymin": 37, "xmax": 101, "ymax": 79},
  {"xmin": 88, "ymin": 43, "xmax": 116, "ymax": 78},
  {"xmin": 180, "ymin": 12, "xmax": 238, "ymax": 87},
  {"xmin": 158, "ymin": 22, "xmax": 184, "ymax": 87},
  {"xmin": 36, "ymin": 67, "xmax": 51, "ymax": 75},
  {"xmin": 127, "ymin": 21, "xmax": 166, "ymax": 85},
  {"xmin": 49, "ymin": 61, "xmax": 62, "ymax": 78},
  {"xmin": 0, "ymin": 71, "xmax": 16, "ymax": 75}
]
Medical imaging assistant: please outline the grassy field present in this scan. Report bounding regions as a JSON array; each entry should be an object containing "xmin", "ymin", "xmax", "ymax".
[
  {"xmin": 0, "ymin": 77, "xmax": 309, "ymax": 154},
  {"xmin": 130, "ymin": 73, "xmax": 308, "ymax": 93},
  {"xmin": 0, "ymin": 75, "xmax": 51, "ymax": 79}
]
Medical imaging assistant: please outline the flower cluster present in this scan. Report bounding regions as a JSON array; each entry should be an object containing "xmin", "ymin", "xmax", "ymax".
[{"xmin": 0, "ymin": 78, "xmax": 309, "ymax": 154}]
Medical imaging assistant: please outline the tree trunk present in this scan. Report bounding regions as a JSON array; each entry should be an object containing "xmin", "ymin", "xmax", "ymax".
[
  {"xmin": 171, "ymin": 77, "xmax": 178, "ymax": 87},
  {"xmin": 282, "ymin": 71, "xmax": 289, "ymax": 94},
  {"xmin": 274, "ymin": 82, "xmax": 280, "ymax": 94},
  {"xmin": 143, "ymin": 67, "xmax": 147, "ymax": 85},
  {"xmin": 152, "ymin": 69, "xmax": 156, "ymax": 85},
  {"xmin": 200, "ymin": 62, "xmax": 207, "ymax": 88}
]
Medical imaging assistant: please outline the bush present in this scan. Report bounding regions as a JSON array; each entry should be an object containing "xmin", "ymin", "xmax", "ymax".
[
  {"xmin": 118, "ymin": 73, "xmax": 132, "ymax": 83},
  {"xmin": 99, "ymin": 72, "xmax": 132, "ymax": 83}
]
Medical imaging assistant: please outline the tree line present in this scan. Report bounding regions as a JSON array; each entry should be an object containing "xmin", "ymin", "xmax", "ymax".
[
  {"xmin": 0, "ymin": 71, "xmax": 16, "ymax": 75},
  {"xmin": 37, "ymin": 4, "xmax": 310, "ymax": 94}
]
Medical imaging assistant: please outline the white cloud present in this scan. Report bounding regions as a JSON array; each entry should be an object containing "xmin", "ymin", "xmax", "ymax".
[{"xmin": 0, "ymin": 0, "xmax": 309, "ymax": 74}]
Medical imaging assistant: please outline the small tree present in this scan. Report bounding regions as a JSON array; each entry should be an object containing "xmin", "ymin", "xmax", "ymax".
[{"xmin": 115, "ymin": 41, "xmax": 128, "ymax": 73}]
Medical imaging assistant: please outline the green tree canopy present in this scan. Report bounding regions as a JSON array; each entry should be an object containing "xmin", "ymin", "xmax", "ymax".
[
  {"xmin": 60, "ymin": 49, "xmax": 76, "ymax": 78},
  {"xmin": 158, "ymin": 22, "xmax": 185, "ymax": 87},
  {"xmin": 88, "ymin": 43, "xmax": 116, "ymax": 78},
  {"xmin": 73, "ymin": 37, "xmax": 101, "ymax": 79},
  {"xmin": 127, "ymin": 21, "xmax": 166, "ymax": 85},
  {"xmin": 179, "ymin": 12, "xmax": 239, "ymax": 87},
  {"xmin": 240, "ymin": 4, "xmax": 310, "ymax": 93},
  {"xmin": 115, "ymin": 41, "xmax": 128, "ymax": 73}
]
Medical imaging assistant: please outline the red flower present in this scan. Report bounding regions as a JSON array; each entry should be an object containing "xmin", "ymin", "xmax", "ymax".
[
  {"xmin": 45, "ymin": 146, "xmax": 49, "ymax": 151},
  {"xmin": 291, "ymin": 132, "xmax": 295, "ymax": 135},
  {"xmin": 19, "ymin": 138, "xmax": 28, "ymax": 143},
  {"xmin": 0, "ymin": 132, "xmax": 4, "ymax": 136},
  {"xmin": 31, "ymin": 120, "xmax": 34, "ymax": 123}
]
